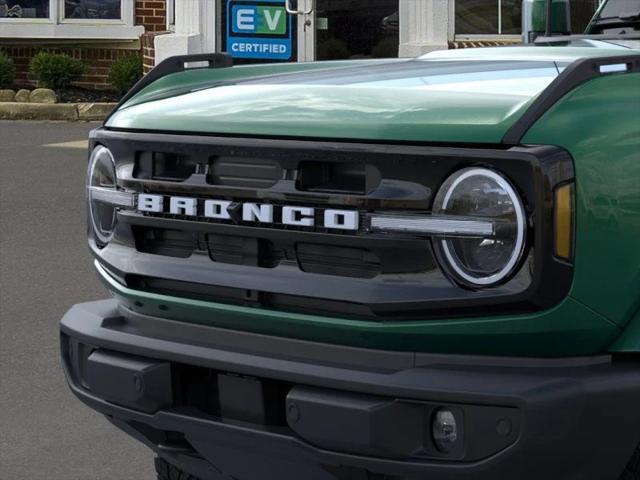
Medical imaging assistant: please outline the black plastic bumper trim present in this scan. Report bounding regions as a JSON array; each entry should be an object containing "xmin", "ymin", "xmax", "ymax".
[{"xmin": 61, "ymin": 300, "xmax": 640, "ymax": 480}]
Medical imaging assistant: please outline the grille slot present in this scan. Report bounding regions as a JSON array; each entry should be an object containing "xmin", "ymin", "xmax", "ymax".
[
  {"xmin": 133, "ymin": 227, "xmax": 196, "ymax": 258},
  {"xmin": 296, "ymin": 161, "xmax": 381, "ymax": 195},
  {"xmin": 134, "ymin": 152, "xmax": 195, "ymax": 182},
  {"xmin": 296, "ymin": 243, "xmax": 380, "ymax": 279},
  {"xmin": 208, "ymin": 156, "xmax": 282, "ymax": 188},
  {"xmin": 129, "ymin": 226, "xmax": 428, "ymax": 279},
  {"xmin": 207, "ymin": 234, "xmax": 283, "ymax": 268}
]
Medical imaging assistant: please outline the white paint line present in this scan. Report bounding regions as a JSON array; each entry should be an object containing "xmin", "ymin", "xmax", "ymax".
[{"xmin": 43, "ymin": 140, "xmax": 89, "ymax": 149}]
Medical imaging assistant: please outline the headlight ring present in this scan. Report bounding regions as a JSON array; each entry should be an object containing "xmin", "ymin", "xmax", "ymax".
[
  {"xmin": 433, "ymin": 167, "xmax": 527, "ymax": 288},
  {"xmin": 87, "ymin": 145, "xmax": 118, "ymax": 245}
]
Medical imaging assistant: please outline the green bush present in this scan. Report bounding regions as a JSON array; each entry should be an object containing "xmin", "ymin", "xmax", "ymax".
[
  {"xmin": 0, "ymin": 51, "xmax": 16, "ymax": 89},
  {"xmin": 29, "ymin": 52, "xmax": 85, "ymax": 90},
  {"xmin": 108, "ymin": 55, "xmax": 143, "ymax": 95}
]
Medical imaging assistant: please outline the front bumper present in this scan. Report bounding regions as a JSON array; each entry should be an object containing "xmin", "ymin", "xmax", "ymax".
[{"xmin": 61, "ymin": 300, "xmax": 640, "ymax": 480}]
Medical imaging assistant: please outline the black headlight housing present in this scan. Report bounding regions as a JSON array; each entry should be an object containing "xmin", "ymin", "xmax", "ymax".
[
  {"xmin": 87, "ymin": 144, "xmax": 135, "ymax": 247},
  {"xmin": 431, "ymin": 167, "xmax": 528, "ymax": 289}
]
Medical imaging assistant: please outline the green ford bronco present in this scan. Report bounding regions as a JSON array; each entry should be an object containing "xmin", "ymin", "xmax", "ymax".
[{"xmin": 61, "ymin": 1, "xmax": 640, "ymax": 479}]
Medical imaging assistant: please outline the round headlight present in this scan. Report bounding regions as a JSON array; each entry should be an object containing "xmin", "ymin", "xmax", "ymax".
[
  {"xmin": 433, "ymin": 168, "xmax": 526, "ymax": 288},
  {"xmin": 87, "ymin": 146, "xmax": 117, "ymax": 245}
]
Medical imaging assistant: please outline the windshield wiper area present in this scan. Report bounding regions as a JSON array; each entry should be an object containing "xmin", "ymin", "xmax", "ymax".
[
  {"xmin": 619, "ymin": 11, "xmax": 640, "ymax": 21},
  {"xmin": 534, "ymin": 33, "xmax": 640, "ymax": 45},
  {"xmin": 590, "ymin": 11, "xmax": 640, "ymax": 33}
]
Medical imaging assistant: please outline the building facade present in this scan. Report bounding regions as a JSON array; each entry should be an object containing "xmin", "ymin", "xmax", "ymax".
[
  {"xmin": 0, "ymin": 0, "xmax": 167, "ymax": 89},
  {"xmin": 156, "ymin": 0, "xmax": 600, "ymax": 64},
  {"xmin": 0, "ymin": 0, "xmax": 601, "ymax": 90}
]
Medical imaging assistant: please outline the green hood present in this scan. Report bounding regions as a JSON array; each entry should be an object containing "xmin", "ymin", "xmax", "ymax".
[{"xmin": 106, "ymin": 46, "xmax": 635, "ymax": 144}]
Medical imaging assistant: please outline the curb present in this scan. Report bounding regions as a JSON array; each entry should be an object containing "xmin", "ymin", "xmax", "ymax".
[{"xmin": 0, "ymin": 102, "xmax": 116, "ymax": 122}]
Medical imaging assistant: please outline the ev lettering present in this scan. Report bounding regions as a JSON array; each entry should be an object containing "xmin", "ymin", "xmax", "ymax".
[
  {"xmin": 235, "ymin": 8, "xmax": 255, "ymax": 31},
  {"xmin": 227, "ymin": 0, "xmax": 292, "ymax": 61},
  {"xmin": 232, "ymin": 5, "xmax": 286, "ymax": 35},
  {"xmin": 263, "ymin": 8, "xmax": 283, "ymax": 32}
]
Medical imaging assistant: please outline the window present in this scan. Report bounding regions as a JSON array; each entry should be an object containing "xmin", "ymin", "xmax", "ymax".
[
  {"xmin": 0, "ymin": 0, "xmax": 142, "ymax": 38},
  {"xmin": 0, "ymin": 0, "xmax": 50, "ymax": 19},
  {"xmin": 455, "ymin": 0, "xmax": 523, "ymax": 35},
  {"xmin": 63, "ymin": 0, "xmax": 122, "ymax": 20},
  {"xmin": 571, "ymin": 0, "xmax": 601, "ymax": 32}
]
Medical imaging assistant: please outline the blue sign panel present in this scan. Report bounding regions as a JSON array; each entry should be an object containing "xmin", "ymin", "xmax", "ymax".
[{"xmin": 226, "ymin": 0, "xmax": 294, "ymax": 61}]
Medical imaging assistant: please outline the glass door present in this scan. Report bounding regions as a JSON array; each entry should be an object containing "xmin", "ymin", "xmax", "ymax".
[
  {"xmin": 298, "ymin": 0, "xmax": 400, "ymax": 62},
  {"xmin": 219, "ymin": 0, "xmax": 399, "ymax": 64}
]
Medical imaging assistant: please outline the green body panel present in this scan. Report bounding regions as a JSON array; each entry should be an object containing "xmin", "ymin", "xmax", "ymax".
[
  {"xmin": 107, "ymin": 47, "xmax": 634, "ymax": 144},
  {"xmin": 523, "ymin": 73, "xmax": 640, "ymax": 337},
  {"xmin": 530, "ymin": 0, "xmax": 571, "ymax": 33},
  {"xmin": 123, "ymin": 60, "xmax": 390, "ymax": 109},
  {"xmin": 102, "ymin": 44, "xmax": 640, "ymax": 357},
  {"xmin": 610, "ymin": 309, "xmax": 640, "ymax": 352},
  {"xmin": 98, "ymin": 262, "xmax": 619, "ymax": 357}
]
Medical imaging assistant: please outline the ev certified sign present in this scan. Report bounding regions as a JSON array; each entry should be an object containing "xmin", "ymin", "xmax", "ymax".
[{"xmin": 226, "ymin": 0, "xmax": 293, "ymax": 61}]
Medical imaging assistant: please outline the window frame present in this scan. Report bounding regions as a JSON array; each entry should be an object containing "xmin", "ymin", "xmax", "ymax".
[
  {"xmin": 166, "ymin": 0, "xmax": 175, "ymax": 31},
  {"xmin": 0, "ymin": 0, "xmax": 143, "ymax": 39},
  {"xmin": 454, "ymin": 0, "xmax": 523, "ymax": 38}
]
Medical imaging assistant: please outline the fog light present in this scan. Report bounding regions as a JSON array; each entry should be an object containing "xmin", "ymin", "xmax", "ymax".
[{"xmin": 432, "ymin": 408, "xmax": 458, "ymax": 453}]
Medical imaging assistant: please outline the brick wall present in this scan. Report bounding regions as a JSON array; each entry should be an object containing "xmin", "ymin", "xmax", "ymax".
[
  {"xmin": 0, "ymin": 0, "xmax": 166, "ymax": 91},
  {"xmin": 141, "ymin": 33, "xmax": 158, "ymax": 74},
  {"xmin": 136, "ymin": 0, "xmax": 167, "ymax": 33},
  {"xmin": 137, "ymin": 0, "xmax": 168, "ymax": 73}
]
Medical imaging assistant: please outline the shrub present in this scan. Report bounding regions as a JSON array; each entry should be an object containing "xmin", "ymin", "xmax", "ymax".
[
  {"xmin": 0, "ymin": 51, "xmax": 16, "ymax": 89},
  {"xmin": 108, "ymin": 55, "xmax": 143, "ymax": 95},
  {"xmin": 29, "ymin": 52, "xmax": 85, "ymax": 90}
]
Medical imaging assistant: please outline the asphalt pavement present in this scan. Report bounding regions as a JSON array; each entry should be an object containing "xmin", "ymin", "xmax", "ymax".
[{"xmin": 0, "ymin": 121, "xmax": 154, "ymax": 480}]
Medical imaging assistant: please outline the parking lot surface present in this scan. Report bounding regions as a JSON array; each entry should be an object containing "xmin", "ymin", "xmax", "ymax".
[{"xmin": 0, "ymin": 121, "xmax": 154, "ymax": 480}]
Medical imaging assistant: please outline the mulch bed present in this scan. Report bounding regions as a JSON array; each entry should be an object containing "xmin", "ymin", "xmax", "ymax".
[
  {"xmin": 12, "ymin": 85, "xmax": 121, "ymax": 104},
  {"xmin": 58, "ymin": 87, "xmax": 121, "ymax": 103}
]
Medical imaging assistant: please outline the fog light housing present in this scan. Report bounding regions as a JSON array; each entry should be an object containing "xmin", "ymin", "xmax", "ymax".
[{"xmin": 432, "ymin": 408, "xmax": 459, "ymax": 453}]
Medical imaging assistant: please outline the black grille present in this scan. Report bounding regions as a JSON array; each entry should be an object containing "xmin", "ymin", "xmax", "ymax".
[
  {"xmin": 94, "ymin": 129, "xmax": 574, "ymax": 319},
  {"xmin": 132, "ymin": 225, "xmax": 429, "ymax": 279}
]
